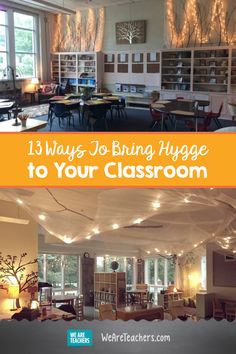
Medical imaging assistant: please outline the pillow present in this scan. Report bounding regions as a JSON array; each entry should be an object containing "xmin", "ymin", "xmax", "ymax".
[{"xmin": 41, "ymin": 84, "xmax": 53, "ymax": 94}]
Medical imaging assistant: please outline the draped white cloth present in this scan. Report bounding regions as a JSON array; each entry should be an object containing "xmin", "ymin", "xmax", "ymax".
[{"xmin": 1, "ymin": 188, "xmax": 236, "ymax": 256}]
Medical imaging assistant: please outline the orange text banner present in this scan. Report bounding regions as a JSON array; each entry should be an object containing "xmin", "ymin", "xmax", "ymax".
[{"xmin": 0, "ymin": 132, "xmax": 234, "ymax": 187}]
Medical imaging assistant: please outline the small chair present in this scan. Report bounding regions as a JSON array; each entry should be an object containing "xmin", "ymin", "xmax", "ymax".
[
  {"xmin": 98, "ymin": 304, "xmax": 116, "ymax": 320},
  {"xmin": 111, "ymin": 97, "xmax": 127, "ymax": 120},
  {"xmin": 205, "ymin": 102, "xmax": 223, "ymax": 129},
  {"xmin": 186, "ymin": 103, "xmax": 223, "ymax": 131},
  {"xmin": 49, "ymin": 102, "xmax": 74, "ymax": 131},
  {"xmin": 150, "ymin": 105, "xmax": 168, "ymax": 130},
  {"xmin": 212, "ymin": 297, "xmax": 225, "ymax": 320}
]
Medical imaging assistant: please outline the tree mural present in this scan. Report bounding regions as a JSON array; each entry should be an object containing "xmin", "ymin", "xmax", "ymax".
[{"xmin": 0, "ymin": 252, "xmax": 38, "ymax": 308}]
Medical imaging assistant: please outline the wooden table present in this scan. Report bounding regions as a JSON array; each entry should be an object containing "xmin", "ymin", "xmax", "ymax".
[
  {"xmin": 0, "ymin": 118, "xmax": 47, "ymax": 132},
  {"xmin": 0, "ymin": 307, "xmax": 75, "ymax": 321},
  {"xmin": 151, "ymin": 99, "xmax": 206, "ymax": 131},
  {"xmin": 116, "ymin": 304, "xmax": 164, "ymax": 321},
  {"xmin": 24, "ymin": 91, "xmax": 37, "ymax": 104},
  {"xmin": 82, "ymin": 100, "xmax": 112, "ymax": 130},
  {"xmin": 0, "ymin": 101, "xmax": 15, "ymax": 120},
  {"xmin": 52, "ymin": 295, "xmax": 77, "ymax": 307}
]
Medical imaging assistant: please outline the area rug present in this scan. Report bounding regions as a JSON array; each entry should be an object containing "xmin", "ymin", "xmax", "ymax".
[{"xmin": 22, "ymin": 104, "xmax": 49, "ymax": 118}]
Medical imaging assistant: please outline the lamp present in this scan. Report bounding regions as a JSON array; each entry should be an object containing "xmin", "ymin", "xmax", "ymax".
[
  {"xmin": 8, "ymin": 284, "xmax": 19, "ymax": 311},
  {"xmin": 31, "ymin": 77, "xmax": 39, "ymax": 92}
]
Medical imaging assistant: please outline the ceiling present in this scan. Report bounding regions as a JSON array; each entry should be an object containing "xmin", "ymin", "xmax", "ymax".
[
  {"xmin": 8, "ymin": 0, "xmax": 143, "ymax": 12},
  {"xmin": 1, "ymin": 188, "xmax": 236, "ymax": 257}
]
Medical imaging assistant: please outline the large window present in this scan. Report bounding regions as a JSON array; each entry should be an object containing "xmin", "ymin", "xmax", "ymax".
[
  {"xmin": 145, "ymin": 257, "xmax": 176, "ymax": 297},
  {"xmin": 38, "ymin": 254, "xmax": 80, "ymax": 296},
  {"xmin": 0, "ymin": 8, "xmax": 38, "ymax": 80},
  {"xmin": 0, "ymin": 10, "xmax": 8, "ymax": 79}
]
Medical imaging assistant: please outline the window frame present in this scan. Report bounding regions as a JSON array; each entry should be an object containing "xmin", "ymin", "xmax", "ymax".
[
  {"xmin": 0, "ymin": 10, "xmax": 9, "ymax": 79},
  {"xmin": 0, "ymin": 7, "xmax": 39, "ymax": 81},
  {"xmin": 38, "ymin": 253, "xmax": 81, "ymax": 297}
]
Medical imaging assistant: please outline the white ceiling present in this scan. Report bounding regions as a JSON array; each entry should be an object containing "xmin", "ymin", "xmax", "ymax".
[
  {"xmin": 1, "ymin": 188, "xmax": 236, "ymax": 257},
  {"xmin": 8, "ymin": 0, "xmax": 143, "ymax": 12}
]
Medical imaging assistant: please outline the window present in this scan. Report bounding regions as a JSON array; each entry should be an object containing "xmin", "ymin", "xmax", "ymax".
[
  {"xmin": 0, "ymin": 8, "xmax": 38, "ymax": 80},
  {"xmin": 14, "ymin": 12, "xmax": 37, "ymax": 78},
  {"xmin": 38, "ymin": 254, "xmax": 80, "ymax": 296},
  {"xmin": 145, "ymin": 257, "xmax": 176, "ymax": 294},
  {"xmin": 201, "ymin": 255, "xmax": 206, "ymax": 290},
  {"xmin": 0, "ymin": 10, "xmax": 8, "ymax": 79}
]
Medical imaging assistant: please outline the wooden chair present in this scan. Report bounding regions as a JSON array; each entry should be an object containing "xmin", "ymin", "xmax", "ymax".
[
  {"xmin": 98, "ymin": 304, "xmax": 117, "ymax": 320},
  {"xmin": 169, "ymin": 300, "xmax": 185, "ymax": 320},
  {"xmin": 212, "ymin": 297, "xmax": 225, "ymax": 320}
]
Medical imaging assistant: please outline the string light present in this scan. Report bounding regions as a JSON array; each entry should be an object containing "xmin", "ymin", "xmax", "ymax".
[{"xmin": 166, "ymin": 0, "xmax": 234, "ymax": 47}]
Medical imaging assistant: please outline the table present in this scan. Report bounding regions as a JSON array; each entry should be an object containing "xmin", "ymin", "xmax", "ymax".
[
  {"xmin": 116, "ymin": 304, "xmax": 164, "ymax": 321},
  {"xmin": 0, "ymin": 118, "xmax": 47, "ymax": 132},
  {"xmin": 151, "ymin": 99, "xmax": 206, "ymax": 131},
  {"xmin": 0, "ymin": 101, "xmax": 15, "ymax": 120},
  {"xmin": 0, "ymin": 307, "xmax": 75, "ymax": 321},
  {"xmin": 82, "ymin": 99, "xmax": 112, "ymax": 130},
  {"xmin": 52, "ymin": 295, "xmax": 77, "ymax": 307},
  {"xmin": 24, "ymin": 91, "xmax": 37, "ymax": 104}
]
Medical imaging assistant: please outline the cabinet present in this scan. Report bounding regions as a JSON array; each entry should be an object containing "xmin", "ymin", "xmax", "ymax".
[
  {"xmin": 196, "ymin": 292, "xmax": 215, "ymax": 318},
  {"xmin": 94, "ymin": 272, "xmax": 126, "ymax": 309},
  {"xmin": 81, "ymin": 257, "xmax": 94, "ymax": 306},
  {"xmin": 193, "ymin": 49, "xmax": 229, "ymax": 92},
  {"xmin": 161, "ymin": 50, "xmax": 192, "ymax": 91},
  {"xmin": 51, "ymin": 52, "xmax": 103, "ymax": 93},
  {"xmin": 158, "ymin": 291, "xmax": 183, "ymax": 310}
]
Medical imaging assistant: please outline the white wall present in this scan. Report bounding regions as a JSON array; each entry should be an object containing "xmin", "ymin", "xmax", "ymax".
[
  {"xmin": 0, "ymin": 201, "xmax": 38, "ymax": 313},
  {"xmin": 103, "ymin": 0, "xmax": 165, "ymax": 52},
  {"xmin": 207, "ymin": 244, "xmax": 236, "ymax": 299}
]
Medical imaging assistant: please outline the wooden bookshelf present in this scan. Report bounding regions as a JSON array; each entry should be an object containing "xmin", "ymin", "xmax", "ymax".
[
  {"xmin": 158, "ymin": 291, "xmax": 183, "ymax": 310},
  {"xmin": 231, "ymin": 49, "xmax": 236, "ymax": 93},
  {"xmin": 193, "ymin": 49, "xmax": 229, "ymax": 92},
  {"xmin": 161, "ymin": 50, "xmax": 192, "ymax": 91},
  {"xmin": 94, "ymin": 272, "xmax": 126, "ymax": 309}
]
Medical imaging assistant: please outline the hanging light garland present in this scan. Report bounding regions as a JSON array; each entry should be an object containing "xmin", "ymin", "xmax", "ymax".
[{"xmin": 166, "ymin": 0, "xmax": 234, "ymax": 47}]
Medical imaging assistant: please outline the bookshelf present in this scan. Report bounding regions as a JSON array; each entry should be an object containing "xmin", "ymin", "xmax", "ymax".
[
  {"xmin": 193, "ymin": 49, "xmax": 229, "ymax": 92},
  {"xmin": 158, "ymin": 291, "xmax": 183, "ymax": 310},
  {"xmin": 94, "ymin": 272, "xmax": 126, "ymax": 309},
  {"xmin": 51, "ymin": 52, "xmax": 103, "ymax": 93},
  {"xmin": 161, "ymin": 50, "xmax": 192, "ymax": 91},
  {"xmin": 231, "ymin": 49, "xmax": 236, "ymax": 93}
]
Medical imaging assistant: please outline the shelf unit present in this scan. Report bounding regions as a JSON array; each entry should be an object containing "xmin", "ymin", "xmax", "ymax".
[
  {"xmin": 158, "ymin": 291, "xmax": 183, "ymax": 310},
  {"xmin": 51, "ymin": 52, "xmax": 103, "ymax": 93},
  {"xmin": 161, "ymin": 50, "xmax": 192, "ymax": 91},
  {"xmin": 193, "ymin": 49, "xmax": 229, "ymax": 92},
  {"xmin": 231, "ymin": 49, "xmax": 236, "ymax": 93},
  {"xmin": 94, "ymin": 272, "xmax": 126, "ymax": 309}
]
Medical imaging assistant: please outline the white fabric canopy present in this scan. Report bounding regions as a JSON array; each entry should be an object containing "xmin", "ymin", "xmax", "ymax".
[{"xmin": 1, "ymin": 188, "xmax": 236, "ymax": 256}]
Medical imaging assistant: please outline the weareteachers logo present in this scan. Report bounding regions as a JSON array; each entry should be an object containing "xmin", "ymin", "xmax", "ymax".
[{"xmin": 67, "ymin": 329, "xmax": 93, "ymax": 347}]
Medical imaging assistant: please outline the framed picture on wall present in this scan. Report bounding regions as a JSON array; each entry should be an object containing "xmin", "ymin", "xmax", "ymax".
[{"xmin": 116, "ymin": 20, "xmax": 146, "ymax": 44}]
